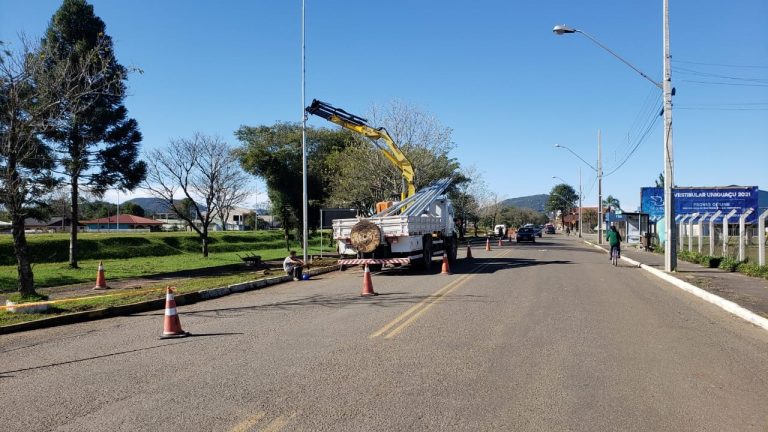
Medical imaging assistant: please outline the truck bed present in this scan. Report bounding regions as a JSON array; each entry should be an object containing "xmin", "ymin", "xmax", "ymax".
[{"xmin": 332, "ymin": 216, "xmax": 446, "ymax": 240}]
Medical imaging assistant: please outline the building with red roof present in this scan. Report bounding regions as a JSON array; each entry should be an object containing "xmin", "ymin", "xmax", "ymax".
[{"xmin": 80, "ymin": 215, "xmax": 164, "ymax": 231}]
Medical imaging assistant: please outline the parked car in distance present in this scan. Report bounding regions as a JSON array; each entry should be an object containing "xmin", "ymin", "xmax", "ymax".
[
  {"xmin": 516, "ymin": 227, "xmax": 536, "ymax": 243},
  {"xmin": 545, "ymin": 225, "xmax": 556, "ymax": 234}
]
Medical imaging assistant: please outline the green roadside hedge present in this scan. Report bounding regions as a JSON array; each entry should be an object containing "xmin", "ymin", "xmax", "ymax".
[
  {"xmin": 676, "ymin": 249, "xmax": 768, "ymax": 279},
  {"xmin": 0, "ymin": 231, "xmax": 290, "ymax": 265}
]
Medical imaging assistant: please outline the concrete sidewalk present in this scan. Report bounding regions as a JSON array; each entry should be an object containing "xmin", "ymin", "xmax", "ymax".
[{"xmin": 576, "ymin": 233, "xmax": 768, "ymax": 322}]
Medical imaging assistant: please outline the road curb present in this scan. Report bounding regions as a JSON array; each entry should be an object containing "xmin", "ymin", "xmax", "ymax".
[
  {"xmin": 582, "ymin": 239, "xmax": 768, "ymax": 332},
  {"xmin": 0, "ymin": 265, "xmax": 338, "ymax": 335}
]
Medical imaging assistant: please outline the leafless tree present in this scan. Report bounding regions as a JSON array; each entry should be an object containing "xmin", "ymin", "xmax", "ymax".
[
  {"xmin": 212, "ymin": 151, "xmax": 252, "ymax": 231},
  {"xmin": 369, "ymin": 99, "xmax": 456, "ymax": 188},
  {"xmin": 479, "ymin": 191, "xmax": 504, "ymax": 234},
  {"xmin": 451, "ymin": 165, "xmax": 485, "ymax": 238},
  {"xmin": 1, "ymin": 37, "xmax": 124, "ymax": 296},
  {"xmin": 144, "ymin": 133, "xmax": 237, "ymax": 256},
  {"xmin": 325, "ymin": 100, "xmax": 458, "ymax": 214}
]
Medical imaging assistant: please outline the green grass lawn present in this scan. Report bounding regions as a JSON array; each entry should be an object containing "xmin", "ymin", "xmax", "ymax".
[
  {"xmin": 0, "ymin": 229, "xmax": 339, "ymax": 327},
  {"xmin": 0, "ymin": 230, "xmax": 336, "ymax": 292}
]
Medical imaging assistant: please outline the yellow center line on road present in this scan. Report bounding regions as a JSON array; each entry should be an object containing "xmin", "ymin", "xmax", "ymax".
[
  {"xmin": 260, "ymin": 413, "xmax": 295, "ymax": 432},
  {"xmin": 370, "ymin": 249, "xmax": 512, "ymax": 340},
  {"xmin": 368, "ymin": 273, "xmax": 472, "ymax": 339},
  {"xmin": 229, "ymin": 412, "xmax": 266, "ymax": 432},
  {"xmin": 383, "ymin": 274, "xmax": 476, "ymax": 339}
]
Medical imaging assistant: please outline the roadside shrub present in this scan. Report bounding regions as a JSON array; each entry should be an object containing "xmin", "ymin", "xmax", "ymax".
[
  {"xmin": 678, "ymin": 250, "xmax": 699, "ymax": 263},
  {"xmin": 718, "ymin": 256, "xmax": 740, "ymax": 272},
  {"xmin": 737, "ymin": 262, "xmax": 768, "ymax": 279},
  {"xmin": 699, "ymin": 256, "xmax": 721, "ymax": 268},
  {"xmin": 677, "ymin": 250, "xmax": 719, "ymax": 267}
]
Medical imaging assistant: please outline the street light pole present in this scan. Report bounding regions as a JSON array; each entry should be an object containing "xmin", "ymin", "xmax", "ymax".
[
  {"xmin": 578, "ymin": 167, "xmax": 582, "ymax": 238},
  {"xmin": 554, "ymin": 142, "xmax": 600, "ymax": 243},
  {"xmin": 553, "ymin": 13, "xmax": 675, "ymax": 270},
  {"xmin": 597, "ymin": 129, "xmax": 603, "ymax": 245},
  {"xmin": 300, "ymin": 0, "xmax": 309, "ymax": 264},
  {"xmin": 662, "ymin": 0, "xmax": 676, "ymax": 271}
]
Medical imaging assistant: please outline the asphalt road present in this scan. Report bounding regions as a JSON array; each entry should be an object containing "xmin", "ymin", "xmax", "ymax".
[{"xmin": 1, "ymin": 236, "xmax": 767, "ymax": 431}]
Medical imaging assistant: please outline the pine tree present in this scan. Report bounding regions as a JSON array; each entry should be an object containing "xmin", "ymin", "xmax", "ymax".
[{"xmin": 37, "ymin": 0, "xmax": 146, "ymax": 268}]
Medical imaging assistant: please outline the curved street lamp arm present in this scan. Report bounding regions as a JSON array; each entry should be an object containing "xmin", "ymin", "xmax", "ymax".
[
  {"xmin": 574, "ymin": 29, "xmax": 663, "ymax": 90},
  {"xmin": 556, "ymin": 144, "xmax": 597, "ymax": 172}
]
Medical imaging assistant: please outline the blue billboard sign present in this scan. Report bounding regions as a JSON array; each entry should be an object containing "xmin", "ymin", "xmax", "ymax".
[{"xmin": 641, "ymin": 186, "xmax": 759, "ymax": 223}]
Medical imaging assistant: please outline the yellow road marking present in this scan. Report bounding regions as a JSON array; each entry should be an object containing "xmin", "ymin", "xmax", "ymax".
[
  {"xmin": 230, "ymin": 412, "xmax": 267, "ymax": 432},
  {"xmin": 370, "ymin": 250, "xmax": 511, "ymax": 339},
  {"xmin": 368, "ymin": 273, "xmax": 473, "ymax": 338},
  {"xmin": 260, "ymin": 413, "xmax": 294, "ymax": 432},
  {"xmin": 383, "ymin": 274, "xmax": 475, "ymax": 339}
]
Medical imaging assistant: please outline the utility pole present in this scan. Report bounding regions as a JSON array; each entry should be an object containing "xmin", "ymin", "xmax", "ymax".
[
  {"xmin": 300, "ymin": 0, "xmax": 309, "ymax": 264},
  {"xmin": 597, "ymin": 129, "xmax": 603, "ymax": 244},
  {"xmin": 552, "ymin": 7, "xmax": 676, "ymax": 269},
  {"xmin": 662, "ymin": 0, "xmax": 676, "ymax": 271},
  {"xmin": 578, "ymin": 167, "xmax": 582, "ymax": 238}
]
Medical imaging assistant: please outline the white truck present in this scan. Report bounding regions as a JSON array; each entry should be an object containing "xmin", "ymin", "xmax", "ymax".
[
  {"xmin": 332, "ymin": 179, "xmax": 458, "ymax": 271},
  {"xmin": 305, "ymin": 99, "xmax": 457, "ymax": 271}
]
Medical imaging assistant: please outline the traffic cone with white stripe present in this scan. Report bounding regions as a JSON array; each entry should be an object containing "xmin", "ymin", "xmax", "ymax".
[
  {"xmin": 485, "ymin": 238, "xmax": 491, "ymax": 252},
  {"xmin": 466, "ymin": 243, "xmax": 473, "ymax": 259},
  {"xmin": 361, "ymin": 264, "xmax": 378, "ymax": 297},
  {"xmin": 441, "ymin": 254, "xmax": 451, "ymax": 275},
  {"xmin": 93, "ymin": 261, "xmax": 109, "ymax": 290},
  {"xmin": 160, "ymin": 286, "xmax": 189, "ymax": 339}
]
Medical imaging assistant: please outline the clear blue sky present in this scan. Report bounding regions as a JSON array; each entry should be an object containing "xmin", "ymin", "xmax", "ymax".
[{"xmin": 2, "ymin": 0, "xmax": 766, "ymax": 212}]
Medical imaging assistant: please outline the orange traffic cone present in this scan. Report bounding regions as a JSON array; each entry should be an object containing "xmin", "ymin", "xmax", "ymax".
[
  {"xmin": 485, "ymin": 238, "xmax": 491, "ymax": 252},
  {"xmin": 160, "ymin": 286, "xmax": 189, "ymax": 339},
  {"xmin": 361, "ymin": 264, "xmax": 378, "ymax": 297},
  {"xmin": 441, "ymin": 254, "xmax": 451, "ymax": 274},
  {"xmin": 466, "ymin": 244, "xmax": 473, "ymax": 259},
  {"xmin": 93, "ymin": 261, "xmax": 109, "ymax": 290}
]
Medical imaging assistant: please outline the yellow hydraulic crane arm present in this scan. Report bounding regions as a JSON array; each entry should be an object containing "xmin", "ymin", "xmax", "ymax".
[{"xmin": 306, "ymin": 99, "xmax": 416, "ymax": 200}]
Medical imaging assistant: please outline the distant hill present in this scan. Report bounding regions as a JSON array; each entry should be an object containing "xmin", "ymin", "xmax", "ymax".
[
  {"xmin": 499, "ymin": 194, "xmax": 548, "ymax": 212},
  {"xmin": 125, "ymin": 197, "xmax": 233, "ymax": 216},
  {"xmin": 124, "ymin": 197, "xmax": 175, "ymax": 215}
]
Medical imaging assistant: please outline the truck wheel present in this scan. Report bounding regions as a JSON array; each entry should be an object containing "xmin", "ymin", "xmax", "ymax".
[
  {"xmin": 447, "ymin": 235, "xmax": 458, "ymax": 264},
  {"xmin": 422, "ymin": 236, "xmax": 433, "ymax": 272}
]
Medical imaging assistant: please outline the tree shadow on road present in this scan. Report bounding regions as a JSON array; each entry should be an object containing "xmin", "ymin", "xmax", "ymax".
[
  {"xmin": 459, "ymin": 257, "xmax": 574, "ymax": 274},
  {"xmin": 178, "ymin": 291, "xmax": 493, "ymax": 319},
  {"xmin": 366, "ymin": 257, "xmax": 574, "ymax": 277},
  {"xmin": 0, "ymin": 339, "xmax": 206, "ymax": 377}
]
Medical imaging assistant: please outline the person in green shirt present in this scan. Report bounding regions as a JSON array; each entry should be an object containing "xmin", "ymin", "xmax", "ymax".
[{"xmin": 606, "ymin": 225, "xmax": 622, "ymax": 260}]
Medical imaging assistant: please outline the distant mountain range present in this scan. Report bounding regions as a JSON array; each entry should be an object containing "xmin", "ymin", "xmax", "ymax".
[
  {"xmin": 125, "ymin": 197, "xmax": 268, "ymax": 216},
  {"xmin": 499, "ymin": 194, "xmax": 548, "ymax": 212},
  {"xmin": 124, "ymin": 197, "xmax": 176, "ymax": 215}
]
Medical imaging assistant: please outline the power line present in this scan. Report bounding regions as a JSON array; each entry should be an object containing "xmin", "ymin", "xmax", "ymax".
[
  {"xmin": 603, "ymin": 105, "xmax": 662, "ymax": 177},
  {"xmin": 621, "ymin": 88, "xmax": 662, "ymax": 161},
  {"xmin": 682, "ymin": 80, "xmax": 768, "ymax": 87},
  {"xmin": 672, "ymin": 59, "xmax": 768, "ymax": 69},
  {"xmin": 675, "ymin": 107, "xmax": 768, "ymax": 111},
  {"xmin": 678, "ymin": 102, "xmax": 768, "ymax": 106},
  {"xmin": 674, "ymin": 66, "xmax": 768, "ymax": 84}
]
